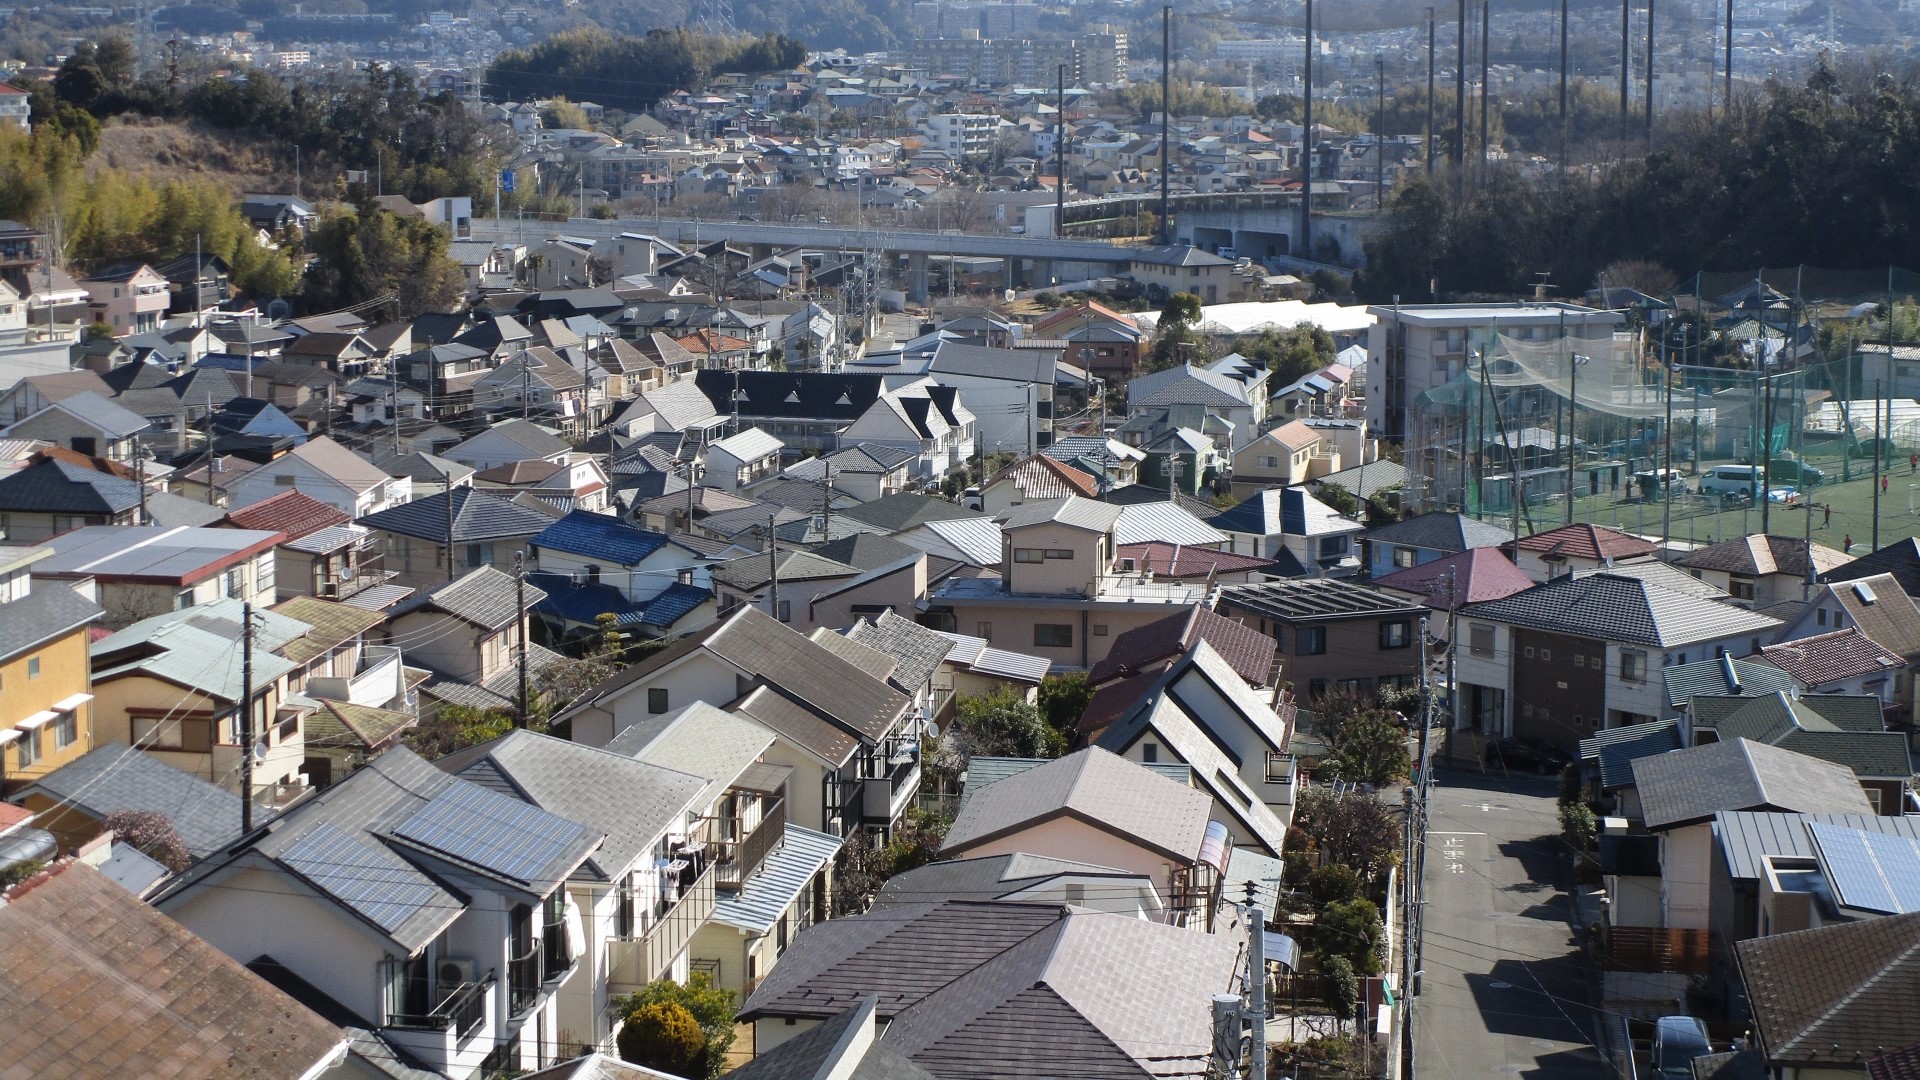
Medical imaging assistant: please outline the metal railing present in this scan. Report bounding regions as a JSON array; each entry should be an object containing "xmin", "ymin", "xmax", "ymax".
[
  {"xmin": 507, "ymin": 946, "xmax": 542, "ymax": 1016},
  {"xmin": 717, "ymin": 797, "xmax": 785, "ymax": 890},
  {"xmin": 387, "ymin": 971, "xmax": 494, "ymax": 1037},
  {"xmin": 607, "ymin": 860, "xmax": 717, "ymax": 989}
]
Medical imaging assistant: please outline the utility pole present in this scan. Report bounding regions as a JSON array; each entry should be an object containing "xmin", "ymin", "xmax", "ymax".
[
  {"xmin": 203, "ymin": 390, "xmax": 216, "ymax": 505},
  {"xmin": 135, "ymin": 450, "xmax": 148, "ymax": 525},
  {"xmin": 1375, "ymin": 56, "xmax": 1386, "ymax": 209},
  {"xmin": 1873, "ymin": 379, "xmax": 1883, "ymax": 553},
  {"xmin": 1405, "ymin": 608, "xmax": 1432, "ymax": 1078},
  {"xmin": 1160, "ymin": 4, "xmax": 1172, "ymax": 245},
  {"xmin": 514, "ymin": 552, "xmax": 529, "ymax": 728},
  {"xmin": 1056, "ymin": 64, "xmax": 1067, "ymax": 240},
  {"xmin": 239, "ymin": 600, "xmax": 255, "ymax": 834},
  {"xmin": 521, "ymin": 351, "xmax": 532, "ymax": 420},
  {"xmin": 1558, "ymin": 0, "xmax": 1569, "ymax": 171},
  {"xmin": 1426, "ymin": 8, "xmax": 1436, "ymax": 175},
  {"xmin": 390, "ymin": 382, "xmax": 401, "ymax": 457},
  {"xmin": 1644, "ymin": 0, "xmax": 1655, "ymax": 144},
  {"xmin": 443, "ymin": 470, "xmax": 458, "ymax": 584},
  {"xmin": 1301, "ymin": 0, "xmax": 1314, "ymax": 255},
  {"xmin": 767, "ymin": 513, "xmax": 781, "ymax": 621},
  {"xmin": 1723, "ymin": 0, "xmax": 1732, "ymax": 117},
  {"xmin": 1662, "ymin": 329, "xmax": 1674, "ymax": 546},
  {"xmin": 1455, "ymin": 0, "xmax": 1467, "ymax": 170},
  {"xmin": 1248, "ymin": 891, "xmax": 1268, "ymax": 1080}
]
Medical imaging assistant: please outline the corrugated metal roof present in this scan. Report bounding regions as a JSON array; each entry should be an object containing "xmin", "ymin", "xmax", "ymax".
[
  {"xmin": 1716, "ymin": 811, "xmax": 1920, "ymax": 881},
  {"xmin": 913, "ymin": 517, "xmax": 1004, "ymax": 566},
  {"xmin": 711, "ymin": 824, "xmax": 844, "ymax": 933},
  {"xmin": 1112, "ymin": 502, "xmax": 1228, "ymax": 547}
]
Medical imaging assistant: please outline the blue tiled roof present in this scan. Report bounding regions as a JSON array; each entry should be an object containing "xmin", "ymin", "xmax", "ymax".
[
  {"xmin": 533, "ymin": 509, "xmax": 667, "ymax": 565},
  {"xmin": 358, "ymin": 485, "xmax": 551, "ymax": 542},
  {"xmin": 637, "ymin": 581, "xmax": 711, "ymax": 628},
  {"xmin": 529, "ymin": 574, "xmax": 711, "ymax": 630}
]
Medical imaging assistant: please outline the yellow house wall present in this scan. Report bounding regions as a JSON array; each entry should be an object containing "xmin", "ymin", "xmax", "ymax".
[{"xmin": 0, "ymin": 627, "xmax": 96, "ymax": 789}]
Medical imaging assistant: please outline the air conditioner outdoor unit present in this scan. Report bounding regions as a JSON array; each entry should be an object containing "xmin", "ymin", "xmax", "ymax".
[{"xmin": 438, "ymin": 957, "xmax": 478, "ymax": 985}]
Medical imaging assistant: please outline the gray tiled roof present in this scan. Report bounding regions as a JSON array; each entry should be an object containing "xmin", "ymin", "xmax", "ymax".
[
  {"xmin": 16, "ymin": 742, "xmax": 244, "ymax": 858},
  {"xmin": 944, "ymin": 747, "xmax": 1212, "ymax": 862},
  {"xmin": 723, "ymin": 999, "xmax": 935, "ymax": 1080},
  {"xmin": 874, "ymin": 853, "xmax": 1144, "ymax": 908},
  {"xmin": 358, "ymin": 485, "xmax": 553, "ymax": 543},
  {"xmin": 1631, "ymin": 737, "xmax": 1874, "ymax": 830},
  {"xmin": 0, "ymin": 583, "xmax": 103, "ymax": 664},
  {"xmin": 0, "ymin": 457, "xmax": 143, "ymax": 515},
  {"xmin": 436, "ymin": 729, "xmax": 706, "ymax": 881},
  {"xmin": 387, "ymin": 566, "xmax": 545, "ymax": 631},
  {"xmin": 1363, "ymin": 511, "xmax": 1513, "ymax": 553},
  {"xmin": 995, "ymin": 495, "xmax": 1124, "ymax": 533},
  {"xmin": 845, "ymin": 611, "xmax": 952, "ymax": 695},
  {"xmin": 1459, "ymin": 573, "xmax": 1780, "ymax": 647},
  {"xmin": 1664, "ymin": 655, "xmax": 1802, "ymax": 708},
  {"xmin": 1577, "ymin": 720, "xmax": 1683, "ymax": 790},
  {"xmin": 1735, "ymin": 909, "xmax": 1920, "ymax": 1066},
  {"xmin": 838, "ymin": 492, "xmax": 980, "ymax": 532}
]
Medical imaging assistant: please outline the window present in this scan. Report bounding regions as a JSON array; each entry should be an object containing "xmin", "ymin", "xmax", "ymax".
[
  {"xmin": 222, "ymin": 567, "xmax": 243, "ymax": 599},
  {"xmin": 1816, "ymin": 609, "xmax": 1827, "ymax": 626},
  {"xmin": 1307, "ymin": 678, "xmax": 1328, "ymax": 699},
  {"xmin": 26, "ymin": 657, "xmax": 39, "ymax": 679},
  {"xmin": 976, "ymin": 621, "xmax": 993, "ymax": 641},
  {"xmin": 54, "ymin": 709, "xmax": 76, "ymax": 750},
  {"xmin": 14, "ymin": 727, "xmax": 36, "ymax": 767},
  {"xmin": 133, "ymin": 715, "xmax": 206, "ymax": 751},
  {"xmin": 1092, "ymin": 624, "xmax": 1109, "ymax": 637},
  {"xmin": 1572, "ymin": 654, "xmax": 1585, "ymax": 668},
  {"xmin": 1142, "ymin": 742, "xmax": 1159, "ymax": 763},
  {"xmin": 1621, "ymin": 650, "xmax": 1646, "ymax": 683},
  {"xmin": 1469, "ymin": 624, "xmax": 1494, "ymax": 657},
  {"xmin": 1392, "ymin": 547, "xmax": 1418, "ymax": 568},
  {"xmin": 1379, "ymin": 621, "xmax": 1410, "ymax": 649},
  {"xmin": 465, "ymin": 544, "xmax": 495, "ymax": 568},
  {"xmin": 1044, "ymin": 549, "xmax": 1073, "ymax": 560},
  {"xmin": 647, "ymin": 688, "xmax": 670, "ymax": 714},
  {"xmin": 1318, "ymin": 536, "xmax": 1347, "ymax": 558},
  {"xmin": 1014, "ymin": 547, "xmax": 1046, "ymax": 563},
  {"xmin": 1539, "ymin": 648, "xmax": 1550, "ymax": 661},
  {"xmin": 1034, "ymin": 624, "xmax": 1073, "ymax": 648},
  {"xmin": 1728, "ymin": 575, "xmax": 1756, "ymax": 602},
  {"xmin": 1298, "ymin": 626, "xmax": 1327, "ymax": 655},
  {"xmin": 776, "ymin": 599, "xmax": 792, "ymax": 623}
]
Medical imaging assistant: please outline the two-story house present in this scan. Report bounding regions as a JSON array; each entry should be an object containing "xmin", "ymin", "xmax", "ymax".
[
  {"xmin": 1217, "ymin": 578, "xmax": 1428, "ymax": 702},
  {"xmin": 925, "ymin": 496, "xmax": 1214, "ymax": 671},
  {"xmin": 0, "ymin": 544, "xmax": 105, "ymax": 793},
  {"xmin": 0, "ymin": 390, "xmax": 149, "ymax": 463},
  {"xmin": 441, "ymin": 419, "xmax": 571, "ymax": 473},
  {"xmin": 1229, "ymin": 421, "xmax": 1337, "ymax": 494},
  {"xmin": 359, "ymin": 488, "xmax": 554, "ymax": 591},
  {"xmin": 704, "ymin": 428, "xmax": 785, "ymax": 491},
  {"xmin": 225, "ymin": 435, "xmax": 413, "ymax": 519},
  {"xmin": 1361, "ymin": 512, "xmax": 1515, "ymax": 579},
  {"xmin": 31, "ymin": 524, "xmax": 282, "ymax": 628},
  {"xmin": 155, "ymin": 747, "xmax": 603, "ymax": 1079},
  {"xmin": 384, "ymin": 567, "xmax": 560, "ymax": 715},
  {"xmin": 81, "ymin": 262, "xmax": 169, "ymax": 336},
  {"xmin": 1125, "ymin": 361, "xmax": 1267, "ymax": 451},
  {"xmin": 1674, "ymin": 534, "xmax": 1851, "ymax": 610},
  {"xmin": 1503, "ymin": 522, "xmax": 1661, "ymax": 583},
  {"xmin": 1771, "ymin": 573, "xmax": 1920, "ymax": 728},
  {"xmin": 221, "ymin": 489, "xmax": 391, "ymax": 604},
  {"xmin": 1210, "ymin": 486, "xmax": 1364, "ymax": 575},
  {"xmin": 556, "ymin": 606, "xmax": 922, "ymax": 839},
  {"xmin": 1452, "ymin": 573, "xmax": 1784, "ymax": 750}
]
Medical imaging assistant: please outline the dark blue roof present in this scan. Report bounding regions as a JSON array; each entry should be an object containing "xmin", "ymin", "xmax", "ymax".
[
  {"xmin": 529, "ymin": 573, "xmax": 711, "ymax": 630},
  {"xmin": 0, "ymin": 458, "xmax": 143, "ymax": 515},
  {"xmin": 637, "ymin": 581, "xmax": 711, "ymax": 627},
  {"xmin": 358, "ymin": 486, "xmax": 551, "ymax": 542},
  {"xmin": 532, "ymin": 509, "xmax": 668, "ymax": 565}
]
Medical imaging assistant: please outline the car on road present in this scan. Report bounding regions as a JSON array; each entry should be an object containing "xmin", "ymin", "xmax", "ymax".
[
  {"xmin": 1651, "ymin": 1016, "xmax": 1712, "ymax": 1079},
  {"xmin": 1483, "ymin": 737, "xmax": 1574, "ymax": 775}
]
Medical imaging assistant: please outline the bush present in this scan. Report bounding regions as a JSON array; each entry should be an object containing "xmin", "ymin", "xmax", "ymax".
[
  {"xmin": 1560, "ymin": 801, "xmax": 1597, "ymax": 857},
  {"xmin": 1036, "ymin": 672, "xmax": 1092, "ymax": 744},
  {"xmin": 1302, "ymin": 864, "xmax": 1363, "ymax": 909},
  {"xmin": 616, "ymin": 1001, "xmax": 705, "ymax": 1076},
  {"xmin": 953, "ymin": 690, "xmax": 1064, "ymax": 760},
  {"xmin": 1315, "ymin": 898, "xmax": 1383, "ymax": 976},
  {"xmin": 1322, "ymin": 954, "xmax": 1358, "ymax": 1019},
  {"xmin": 1292, "ymin": 787, "xmax": 1400, "ymax": 886}
]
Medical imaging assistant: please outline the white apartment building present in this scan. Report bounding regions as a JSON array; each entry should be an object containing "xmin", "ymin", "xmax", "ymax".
[{"xmin": 923, "ymin": 113, "xmax": 1001, "ymax": 161}]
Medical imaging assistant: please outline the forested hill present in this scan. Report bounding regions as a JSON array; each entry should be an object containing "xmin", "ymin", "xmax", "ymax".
[{"xmin": 484, "ymin": 29, "xmax": 807, "ymax": 114}]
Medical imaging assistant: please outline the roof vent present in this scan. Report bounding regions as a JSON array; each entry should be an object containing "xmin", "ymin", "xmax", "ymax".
[
  {"xmin": 1853, "ymin": 581, "xmax": 1877, "ymax": 605},
  {"xmin": 1720, "ymin": 652, "xmax": 1742, "ymax": 694}
]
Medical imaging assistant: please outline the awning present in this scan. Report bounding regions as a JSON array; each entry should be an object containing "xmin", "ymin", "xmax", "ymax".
[
  {"xmin": 16, "ymin": 711, "xmax": 57, "ymax": 730},
  {"xmin": 1262, "ymin": 931, "xmax": 1300, "ymax": 972},
  {"xmin": 0, "ymin": 730, "xmax": 20, "ymax": 746},
  {"xmin": 1198, "ymin": 820, "xmax": 1231, "ymax": 873},
  {"xmin": 51, "ymin": 693, "xmax": 93, "ymax": 712},
  {"xmin": 733, "ymin": 761, "xmax": 794, "ymax": 796}
]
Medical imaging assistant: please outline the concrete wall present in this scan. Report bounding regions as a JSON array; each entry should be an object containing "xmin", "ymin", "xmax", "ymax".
[
  {"xmin": 1003, "ymin": 521, "xmax": 1105, "ymax": 596},
  {"xmin": 1659, "ymin": 822, "xmax": 1713, "ymax": 930}
]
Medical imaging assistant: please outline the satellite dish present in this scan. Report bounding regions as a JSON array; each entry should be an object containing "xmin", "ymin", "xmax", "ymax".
[
  {"xmin": 926, "ymin": 722, "xmax": 941, "ymax": 740},
  {"xmin": 252, "ymin": 739, "xmax": 269, "ymax": 762}
]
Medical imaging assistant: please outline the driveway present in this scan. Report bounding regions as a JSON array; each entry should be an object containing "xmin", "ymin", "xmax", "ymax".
[{"xmin": 1412, "ymin": 765, "xmax": 1608, "ymax": 1080}]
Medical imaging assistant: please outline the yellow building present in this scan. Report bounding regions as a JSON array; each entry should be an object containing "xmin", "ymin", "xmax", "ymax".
[{"xmin": 0, "ymin": 545, "xmax": 106, "ymax": 793}]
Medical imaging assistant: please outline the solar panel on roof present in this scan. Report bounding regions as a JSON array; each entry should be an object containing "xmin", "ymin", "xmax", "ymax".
[
  {"xmin": 393, "ymin": 781, "xmax": 590, "ymax": 885},
  {"xmin": 280, "ymin": 821, "xmax": 444, "ymax": 934},
  {"xmin": 1809, "ymin": 821, "xmax": 1920, "ymax": 915}
]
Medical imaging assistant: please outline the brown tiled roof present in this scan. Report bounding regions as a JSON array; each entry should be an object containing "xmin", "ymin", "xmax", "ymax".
[
  {"xmin": 0, "ymin": 860, "xmax": 346, "ymax": 1079},
  {"xmin": 1076, "ymin": 671, "xmax": 1160, "ymax": 735},
  {"xmin": 223, "ymin": 489, "xmax": 352, "ymax": 540},
  {"xmin": 1089, "ymin": 604, "xmax": 1276, "ymax": 688},
  {"xmin": 1677, "ymin": 534, "xmax": 1851, "ymax": 578},
  {"xmin": 1114, "ymin": 541, "xmax": 1278, "ymax": 580},
  {"xmin": 1509, "ymin": 522, "xmax": 1660, "ymax": 561},
  {"xmin": 1869, "ymin": 1044, "xmax": 1920, "ymax": 1080},
  {"xmin": 986, "ymin": 455, "xmax": 1100, "ymax": 500},
  {"xmin": 1736, "ymin": 909, "xmax": 1920, "ymax": 1067},
  {"xmin": 1372, "ymin": 547, "xmax": 1536, "ymax": 610},
  {"xmin": 1758, "ymin": 628, "xmax": 1904, "ymax": 686}
]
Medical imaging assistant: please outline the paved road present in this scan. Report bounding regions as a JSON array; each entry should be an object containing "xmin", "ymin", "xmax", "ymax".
[{"xmin": 1412, "ymin": 766, "xmax": 1608, "ymax": 1080}]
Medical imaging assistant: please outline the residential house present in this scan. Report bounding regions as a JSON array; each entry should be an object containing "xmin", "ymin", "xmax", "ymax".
[
  {"xmin": 1125, "ymin": 361, "xmax": 1267, "ymax": 451},
  {"xmin": 1772, "ymin": 573, "xmax": 1920, "ymax": 727},
  {"xmin": 1734, "ymin": 909, "xmax": 1920, "ymax": 1078},
  {"xmin": 1033, "ymin": 301, "xmax": 1146, "ymax": 380},
  {"xmin": 785, "ymin": 443, "xmax": 916, "ymax": 503},
  {"xmin": 938, "ymin": 748, "xmax": 1228, "ymax": 926},
  {"xmin": 222, "ymin": 489, "xmax": 390, "ymax": 604},
  {"xmin": 1210, "ymin": 487, "xmax": 1364, "ymax": 575},
  {"xmin": 738, "ymin": 900, "xmax": 1245, "ymax": 1071},
  {"xmin": 0, "ymin": 454, "xmax": 150, "ymax": 541},
  {"xmin": 803, "ymin": 551, "xmax": 934, "ymax": 632},
  {"xmin": 474, "ymin": 349, "xmax": 597, "ymax": 436},
  {"xmin": 1629, "ymin": 738, "xmax": 1872, "ymax": 929},
  {"xmin": 976, "ymin": 454, "xmax": 1099, "ymax": 514},
  {"xmin": 153, "ymin": 250, "xmax": 231, "ymax": 315},
  {"xmin": 875, "ymin": 856, "xmax": 1164, "ymax": 920},
  {"xmin": 358, "ymin": 487, "xmax": 554, "ymax": 591},
  {"xmin": 842, "ymin": 609, "xmax": 969, "ymax": 725},
  {"xmin": 1504, "ymin": 522, "xmax": 1660, "ymax": 583},
  {"xmin": 711, "ymin": 549, "xmax": 862, "ymax": 626},
  {"xmin": 1228, "ymin": 421, "xmax": 1337, "ymax": 494},
  {"xmin": 1270, "ymin": 361, "xmax": 1360, "ymax": 420},
  {"xmin": 556, "ymin": 606, "xmax": 922, "ymax": 839},
  {"xmin": 442, "ymin": 418, "xmax": 572, "ymax": 473},
  {"xmin": 1662, "ymin": 653, "xmax": 1803, "ymax": 735},
  {"xmin": 1361, "ymin": 512, "xmax": 1515, "ymax": 579},
  {"xmin": 0, "ymin": 860, "xmax": 350, "ymax": 1080},
  {"xmin": 241, "ymin": 194, "xmax": 316, "ymax": 235},
  {"xmin": 0, "ymin": 544, "xmax": 105, "ymax": 792},
  {"xmin": 705, "ymin": 428, "xmax": 785, "ymax": 491},
  {"xmin": 1216, "ymin": 578, "xmax": 1427, "ymax": 702},
  {"xmin": 0, "ymin": 390, "xmax": 149, "ymax": 463},
  {"xmin": 1450, "ymin": 573, "xmax": 1782, "ymax": 747},
  {"xmin": 1675, "ymin": 534, "xmax": 1851, "ymax": 610},
  {"xmin": 30, "ymin": 524, "xmax": 282, "ymax": 628},
  {"xmin": 383, "ymin": 567, "xmax": 559, "ymax": 715},
  {"xmin": 926, "ymin": 496, "xmax": 1214, "ymax": 671},
  {"xmin": 1688, "ymin": 693, "xmax": 1912, "ymax": 814},
  {"xmin": 1110, "ymin": 542, "xmax": 1277, "ymax": 584},
  {"xmin": 0, "ymin": 370, "xmax": 115, "ymax": 426},
  {"xmin": 924, "ymin": 340, "xmax": 1060, "ymax": 454},
  {"xmin": 226, "ymin": 434, "xmax": 413, "ymax": 518},
  {"xmin": 1757, "ymin": 629, "xmax": 1905, "ymax": 710},
  {"xmin": 7, "ymin": 740, "xmax": 245, "ymax": 859},
  {"xmin": 1094, "ymin": 640, "xmax": 1298, "ymax": 856},
  {"xmin": 1127, "ymin": 246, "xmax": 1238, "ymax": 304},
  {"xmin": 473, "ymin": 455, "xmax": 614, "ymax": 514},
  {"xmin": 1080, "ymin": 603, "xmax": 1278, "ymax": 738},
  {"xmin": 1821, "ymin": 536, "xmax": 1920, "ymax": 597},
  {"xmin": 81, "ymin": 262, "xmax": 169, "ymax": 336},
  {"xmin": 156, "ymin": 746, "xmax": 601, "ymax": 1079},
  {"xmin": 1043, "ymin": 435, "xmax": 1146, "ymax": 491},
  {"xmin": 1370, "ymin": 546, "xmax": 1536, "ymax": 622}
]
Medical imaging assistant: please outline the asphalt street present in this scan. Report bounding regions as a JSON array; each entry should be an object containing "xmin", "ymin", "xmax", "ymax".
[{"xmin": 1411, "ymin": 765, "xmax": 1609, "ymax": 1080}]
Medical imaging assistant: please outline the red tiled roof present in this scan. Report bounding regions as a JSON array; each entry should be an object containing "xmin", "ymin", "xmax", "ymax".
[
  {"xmin": 1077, "ymin": 671, "xmax": 1161, "ymax": 735},
  {"xmin": 1759, "ymin": 627, "xmax": 1905, "ymax": 686},
  {"xmin": 675, "ymin": 329, "xmax": 753, "ymax": 354},
  {"xmin": 1509, "ymin": 522, "xmax": 1660, "ymax": 561},
  {"xmin": 0, "ymin": 803, "xmax": 30, "ymax": 830},
  {"xmin": 222, "ymin": 489, "xmax": 352, "ymax": 541},
  {"xmin": 1089, "ymin": 604, "xmax": 1276, "ymax": 688},
  {"xmin": 1372, "ymin": 547, "xmax": 1536, "ymax": 610},
  {"xmin": 1115, "ymin": 542, "xmax": 1277, "ymax": 580}
]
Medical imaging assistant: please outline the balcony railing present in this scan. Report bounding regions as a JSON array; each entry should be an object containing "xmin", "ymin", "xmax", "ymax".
[
  {"xmin": 716, "ymin": 797, "xmax": 786, "ymax": 890},
  {"xmin": 606, "ymin": 860, "xmax": 717, "ymax": 990},
  {"xmin": 508, "ymin": 945, "xmax": 542, "ymax": 1017},
  {"xmin": 862, "ymin": 755, "xmax": 921, "ymax": 824},
  {"xmin": 387, "ymin": 971, "xmax": 494, "ymax": 1038}
]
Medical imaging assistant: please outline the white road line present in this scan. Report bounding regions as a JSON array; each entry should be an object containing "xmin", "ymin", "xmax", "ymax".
[{"xmin": 1430, "ymin": 830, "xmax": 1488, "ymax": 835}]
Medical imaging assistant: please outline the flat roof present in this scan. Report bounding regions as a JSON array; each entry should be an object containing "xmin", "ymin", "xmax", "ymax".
[
  {"xmin": 32, "ymin": 525, "xmax": 282, "ymax": 585},
  {"xmin": 1364, "ymin": 302, "xmax": 1622, "ymax": 325}
]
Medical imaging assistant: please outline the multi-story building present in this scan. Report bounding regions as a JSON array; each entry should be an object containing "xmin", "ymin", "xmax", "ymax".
[
  {"xmin": 923, "ymin": 113, "xmax": 1001, "ymax": 162},
  {"xmin": 1217, "ymin": 578, "xmax": 1429, "ymax": 702},
  {"xmin": 0, "ymin": 544, "xmax": 105, "ymax": 793},
  {"xmin": 0, "ymin": 84, "xmax": 30, "ymax": 131},
  {"xmin": 30, "ymin": 524, "xmax": 283, "ymax": 628},
  {"xmin": 80, "ymin": 262, "xmax": 169, "ymax": 337}
]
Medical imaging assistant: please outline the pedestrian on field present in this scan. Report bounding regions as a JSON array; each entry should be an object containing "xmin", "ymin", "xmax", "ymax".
[
  {"xmin": 1884, "ymin": 476, "xmax": 1892, "ymax": 494},
  {"xmin": 1909, "ymin": 452, "xmax": 1916, "ymax": 474},
  {"xmin": 1845, "ymin": 533, "xmax": 1854, "ymax": 553},
  {"xmin": 1824, "ymin": 504, "xmax": 1832, "ymax": 528}
]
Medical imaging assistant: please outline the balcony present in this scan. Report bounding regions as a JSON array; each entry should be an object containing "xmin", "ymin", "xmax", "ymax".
[
  {"xmin": 306, "ymin": 645, "xmax": 405, "ymax": 709},
  {"xmin": 716, "ymin": 797, "xmax": 786, "ymax": 890},
  {"xmin": 382, "ymin": 972, "xmax": 495, "ymax": 1077},
  {"xmin": 862, "ymin": 754, "xmax": 922, "ymax": 825},
  {"xmin": 606, "ymin": 860, "xmax": 716, "ymax": 991},
  {"xmin": 507, "ymin": 944, "xmax": 543, "ymax": 1017}
]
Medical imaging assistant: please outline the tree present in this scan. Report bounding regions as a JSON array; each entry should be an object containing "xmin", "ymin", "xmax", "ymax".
[
  {"xmin": 1146, "ymin": 291, "xmax": 1208, "ymax": 372},
  {"xmin": 542, "ymin": 95, "xmax": 590, "ymax": 130},
  {"xmin": 833, "ymin": 809, "xmax": 946, "ymax": 914},
  {"xmin": 1309, "ymin": 693, "xmax": 1412, "ymax": 788},
  {"xmin": 1302, "ymin": 864, "xmax": 1362, "ymax": 909},
  {"xmin": 303, "ymin": 205, "xmax": 465, "ymax": 317},
  {"xmin": 1315, "ymin": 897, "xmax": 1384, "ymax": 975},
  {"xmin": 1293, "ymin": 786, "xmax": 1399, "ymax": 884},
  {"xmin": 953, "ymin": 690, "xmax": 1065, "ymax": 761},
  {"xmin": 1321, "ymin": 954, "xmax": 1359, "ymax": 1020},
  {"xmin": 612, "ymin": 974, "xmax": 738, "ymax": 1080},
  {"xmin": 1036, "ymin": 672, "xmax": 1091, "ymax": 745},
  {"xmin": 617, "ymin": 1001, "xmax": 705, "ymax": 1077},
  {"xmin": 402, "ymin": 704, "xmax": 525, "ymax": 760},
  {"xmin": 101, "ymin": 809, "xmax": 191, "ymax": 872},
  {"xmin": 1233, "ymin": 321, "xmax": 1335, "ymax": 388}
]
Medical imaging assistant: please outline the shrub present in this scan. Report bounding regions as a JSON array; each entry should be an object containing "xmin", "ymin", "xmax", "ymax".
[
  {"xmin": 1315, "ymin": 898, "xmax": 1383, "ymax": 976},
  {"xmin": 616, "ymin": 1001, "xmax": 705, "ymax": 1076},
  {"xmin": 1303, "ymin": 864, "xmax": 1363, "ymax": 909},
  {"xmin": 611, "ymin": 974, "xmax": 737, "ymax": 1080},
  {"xmin": 1322, "ymin": 954, "xmax": 1358, "ymax": 1019},
  {"xmin": 1560, "ymin": 800, "xmax": 1597, "ymax": 856}
]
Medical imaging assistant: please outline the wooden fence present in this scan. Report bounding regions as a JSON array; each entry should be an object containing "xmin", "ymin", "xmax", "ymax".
[{"xmin": 1605, "ymin": 926, "xmax": 1710, "ymax": 975}]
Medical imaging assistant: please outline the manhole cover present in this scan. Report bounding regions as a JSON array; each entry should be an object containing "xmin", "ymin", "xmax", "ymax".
[{"xmin": 1489, "ymin": 980, "xmax": 1514, "ymax": 989}]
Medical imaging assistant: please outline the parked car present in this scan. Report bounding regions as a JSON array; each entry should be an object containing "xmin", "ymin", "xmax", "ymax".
[
  {"xmin": 1483, "ymin": 737, "xmax": 1573, "ymax": 775},
  {"xmin": 1699, "ymin": 464, "xmax": 1762, "ymax": 497},
  {"xmin": 1768, "ymin": 456, "xmax": 1825, "ymax": 487},
  {"xmin": 1651, "ymin": 1016, "xmax": 1712, "ymax": 1079}
]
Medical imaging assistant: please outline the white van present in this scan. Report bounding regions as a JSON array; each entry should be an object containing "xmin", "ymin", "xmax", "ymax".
[{"xmin": 1699, "ymin": 464, "xmax": 1762, "ymax": 497}]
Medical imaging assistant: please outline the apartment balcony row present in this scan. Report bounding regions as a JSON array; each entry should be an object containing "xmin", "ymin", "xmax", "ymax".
[
  {"xmin": 606, "ymin": 857, "xmax": 717, "ymax": 991},
  {"xmin": 862, "ymin": 750, "xmax": 921, "ymax": 826},
  {"xmin": 715, "ymin": 796, "xmax": 786, "ymax": 891}
]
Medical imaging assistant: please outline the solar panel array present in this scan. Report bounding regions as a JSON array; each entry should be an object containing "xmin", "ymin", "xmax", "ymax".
[
  {"xmin": 394, "ymin": 781, "xmax": 590, "ymax": 885},
  {"xmin": 1808, "ymin": 821, "xmax": 1920, "ymax": 915},
  {"xmin": 280, "ymin": 821, "xmax": 444, "ymax": 933}
]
